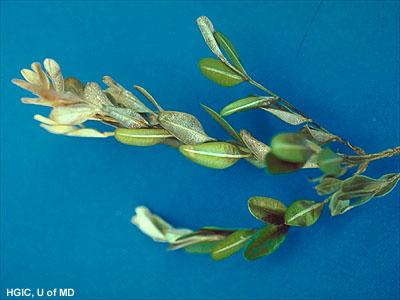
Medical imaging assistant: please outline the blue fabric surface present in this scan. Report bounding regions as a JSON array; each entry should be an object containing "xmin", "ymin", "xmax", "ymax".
[{"xmin": 1, "ymin": 1, "xmax": 399, "ymax": 299}]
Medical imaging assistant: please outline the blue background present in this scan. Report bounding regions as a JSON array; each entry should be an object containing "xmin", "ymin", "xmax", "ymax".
[{"xmin": 1, "ymin": 1, "xmax": 399, "ymax": 299}]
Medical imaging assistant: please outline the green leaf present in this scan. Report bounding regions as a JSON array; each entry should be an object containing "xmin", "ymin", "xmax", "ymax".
[
  {"xmin": 64, "ymin": 77, "xmax": 84, "ymax": 97},
  {"xmin": 211, "ymin": 230, "xmax": 254, "ymax": 260},
  {"xmin": 199, "ymin": 58, "xmax": 244, "ymax": 87},
  {"xmin": 201, "ymin": 104, "xmax": 242, "ymax": 142},
  {"xmin": 244, "ymin": 225, "xmax": 288, "ymax": 260},
  {"xmin": 214, "ymin": 31, "xmax": 246, "ymax": 74},
  {"xmin": 329, "ymin": 194, "xmax": 350, "ymax": 216},
  {"xmin": 220, "ymin": 96, "xmax": 273, "ymax": 116},
  {"xmin": 158, "ymin": 111, "xmax": 214, "ymax": 145},
  {"xmin": 184, "ymin": 241, "xmax": 220, "ymax": 254},
  {"xmin": 285, "ymin": 200, "xmax": 324, "ymax": 227},
  {"xmin": 179, "ymin": 142, "xmax": 250, "ymax": 169},
  {"xmin": 265, "ymin": 152, "xmax": 304, "ymax": 174},
  {"xmin": 375, "ymin": 173, "xmax": 400, "ymax": 197},
  {"xmin": 341, "ymin": 175, "xmax": 383, "ymax": 194},
  {"xmin": 248, "ymin": 197, "xmax": 286, "ymax": 225},
  {"xmin": 317, "ymin": 148, "xmax": 343, "ymax": 176},
  {"xmin": 261, "ymin": 107, "xmax": 310, "ymax": 125},
  {"xmin": 315, "ymin": 177, "xmax": 342, "ymax": 195},
  {"xmin": 114, "ymin": 128, "xmax": 173, "ymax": 146},
  {"xmin": 271, "ymin": 133, "xmax": 314, "ymax": 163}
]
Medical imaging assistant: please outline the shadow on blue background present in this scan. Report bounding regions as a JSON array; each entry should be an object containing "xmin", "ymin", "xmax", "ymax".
[{"xmin": 1, "ymin": 1, "xmax": 399, "ymax": 299}]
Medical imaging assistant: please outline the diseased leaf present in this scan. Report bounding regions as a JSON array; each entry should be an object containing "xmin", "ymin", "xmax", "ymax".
[
  {"xmin": 220, "ymin": 96, "xmax": 274, "ymax": 116},
  {"xmin": 197, "ymin": 16, "xmax": 224, "ymax": 60},
  {"xmin": 341, "ymin": 175, "xmax": 383, "ymax": 194},
  {"xmin": 302, "ymin": 125, "xmax": 337, "ymax": 144},
  {"xmin": 329, "ymin": 194, "xmax": 350, "ymax": 216},
  {"xmin": 211, "ymin": 230, "xmax": 254, "ymax": 260},
  {"xmin": 179, "ymin": 142, "xmax": 249, "ymax": 169},
  {"xmin": 271, "ymin": 133, "xmax": 314, "ymax": 163},
  {"xmin": 103, "ymin": 76, "xmax": 152, "ymax": 112},
  {"xmin": 31, "ymin": 62, "xmax": 50, "ymax": 90},
  {"xmin": 199, "ymin": 58, "xmax": 244, "ymax": 87},
  {"xmin": 49, "ymin": 103, "xmax": 96, "ymax": 125},
  {"xmin": 115, "ymin": 128, "xmax": 173, "ymax": 146},
  {"xmin": 64, "ymin": 77, "xmax": 85, "ymax": 97},
  {"xmin": 240, "ymin": 130, "xmax": 271, "ymax": 162},
  {"xmin": 317, "ymin": 148, "xmax": 343, "ymax": 176},
  {"xmin": 375, "ymin": 173, "xmax": 400, "ymax": 197},
  {"xmin": 285, "ymin": 200, "xmax": 324, "ymax": 227},
  {"xmin": 244, "ymin": 225, "xmax": 288, "ymax": 260},
  {"xmin": 265, "ymin": 152, "xmax": 304, "ymax": 174},
  {"xmin": 248, "ymin": 197, "xmax": 286, "ymax": 225},
  {"xmin": 84, "ymin": 82, "xmax": 112, "ymax": 106},
  {"xmin": 315, "ymin": 177, "xmax": 342, "ymax": 195},
  {"xmin": 214, "ymin": 31, "xmax": 246, "ymax": 74},
  {"xmin": 158, "ymin": 111, "xmax": 214, "ymax": 145},
  {"xmin": 261, "ymin": 107, "xmax": 310, "ymax": 125},
  {"xmin": 201, "ymin": 104, "xmax": 242, "ymax": 142},
  {"xmin": 43, "ymin": 58, "xmax": 64, "ymax": 92},
  {"xmin": 103, "ymin": 106, "xmax": 149, "ymax": 128}
]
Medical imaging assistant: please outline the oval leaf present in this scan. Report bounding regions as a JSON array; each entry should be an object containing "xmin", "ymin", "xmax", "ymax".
[
  {"xmin": 244, "ymin": 225, "xmax": 288, "ymax": 260},
  {"xmin": 317, "ymin": 148, "xmax": 343, "ymax": 176},
  {"xmin": 220, "ymin": 96, "xmax": 274, "ymax": 116},
  {"xmin": 211, "ymin": 230, "xmax": 254, "ymax": 260},
  {"xmin": 103, "ymin": 106, "xmax": 149, "ymax": 128},
  {"xmin": 271, "ymin": 133, "xmax": 314, "ymax": 163},
  {"xmin": 115, "ymin": 128, "xmax": 173, "ymax": 146},
  {"xmin": 179, "ymin": 142, "xmax": 249, "ymax": 169},
  {"xmin": 64, "ymin": 77, "xmax": 85, "ymax": 97},
  {"xmin": 199, "ymin": 58, "xmax": 244, "ymax": 87},
  {"xmin": 315, "ymin": 177, "xmax": 342, "ymax": 195},
  {"xmin": 265, "ymin": 152, "xmax": 304, "ymax": 174},
  {"xmin": 248, "ymin": 197, "xmax": 286, "ymax": 225},
  {"xmin": 158, "ymin": 111, "xmax": 214, "ymax": 145},
  {"xmin": 184, "ymin": 241, "xmax": 220, "ymax": 254},
  {"xmin": 375, "ymin": 173, "xmax": 400, "ymax": 197},
  {"xmin": 285, "ymin": 200, "xmax": 324, "ymax": 227}
]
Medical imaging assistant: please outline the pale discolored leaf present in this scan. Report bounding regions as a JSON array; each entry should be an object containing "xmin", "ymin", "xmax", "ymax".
[
  {"xmin": 179, "ymin": 142, "xmax": 249, "ymax": 169},
  {"xmin": 244, "ymin": 225, "xmax": 288, "ymax": 260},
  {"xmin": 196, "ymin": 16, "xmax": 224, "ymax": 60},
  {"xmin": 114, "ymin": 128, "xmax": 173, "ymax": 146},
  {"xmin": 102, "ymin": 106, "xmax": 149, "ymax": 128},
  {"xmin": 302, "ymin": 125, "xmax": 337, "ymax": 144},
  {"xmin": 21, "ymin": 69, "xmax": 40, "ymax": 85},
  {"xmin": 248, "ymin": 197, "xmax": 286, "ymax": 225},
  {"xmin": 158, "ymin": 111, "xmax": 214, "ymax": 145},
  {"xmin": 220, "ymin": 96, "xmax": 274, "ymax": 116},
  {"xmin": 211, "ymin": 230, "xmax": 254, "ymax": 260},
  {"xmin": 285, "ymin": 200, "xmax": 324, "ymax": 227},
  {"xmin": 64, "ymin": 77, "xmax": 85, "ymax": 97},
  {"xmin": 31, "ymin": 62, "xmax": 50, "ymax": 90},
  {"xmin": 199, "ymin": 58, "xmax": 244, "ymax": 87},
  {"xmin": 261, "ymin": 107, "xmax": 310, "ymax": 125},
  {"xmin": 43, "ymin": 58, "xmax": 64, "ymax": 92},
  {"xmin": 50, "ymin": 104, "xmax": 96, "ymax": 125},
  {"xmin": 84, "ymin": 82, "xmax": 112, "ymax": 106},
  {"xmin": 375, "ymin": 173, "xmax": 400, "ymax": 197},
  {"xmin": 240, "ymin": 130, "xmax": 271, "ymax": 162}
]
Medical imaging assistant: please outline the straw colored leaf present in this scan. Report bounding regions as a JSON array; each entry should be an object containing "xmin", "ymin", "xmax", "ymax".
[
  {"xmin": 102, "ymin": 106, "xmax": 149, "ymax": 128},
  {"xmin": 43, "ymin": 58, "xmax": 64, "ymax": 92},
  {"xmin": 158, "ymin": 111, "xmax": 214, "ymax": 145},
  {"xmin": 50, "ymin": 104, "xmax": 96, "ymax": 125},
  {"xmin": 84, "ymin": 82, "xmax": 112, "ymax": 106},
  {"xmin": 64, "ymin": 77, "xmax": 85, "ymax": 97},
  {"xmin": 240, "ymin": 130, "xmax": 271, "ymax": 162},
  {"xmin": 261, "ymin": 107, "xmax": 310, "ymax": 125}
]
